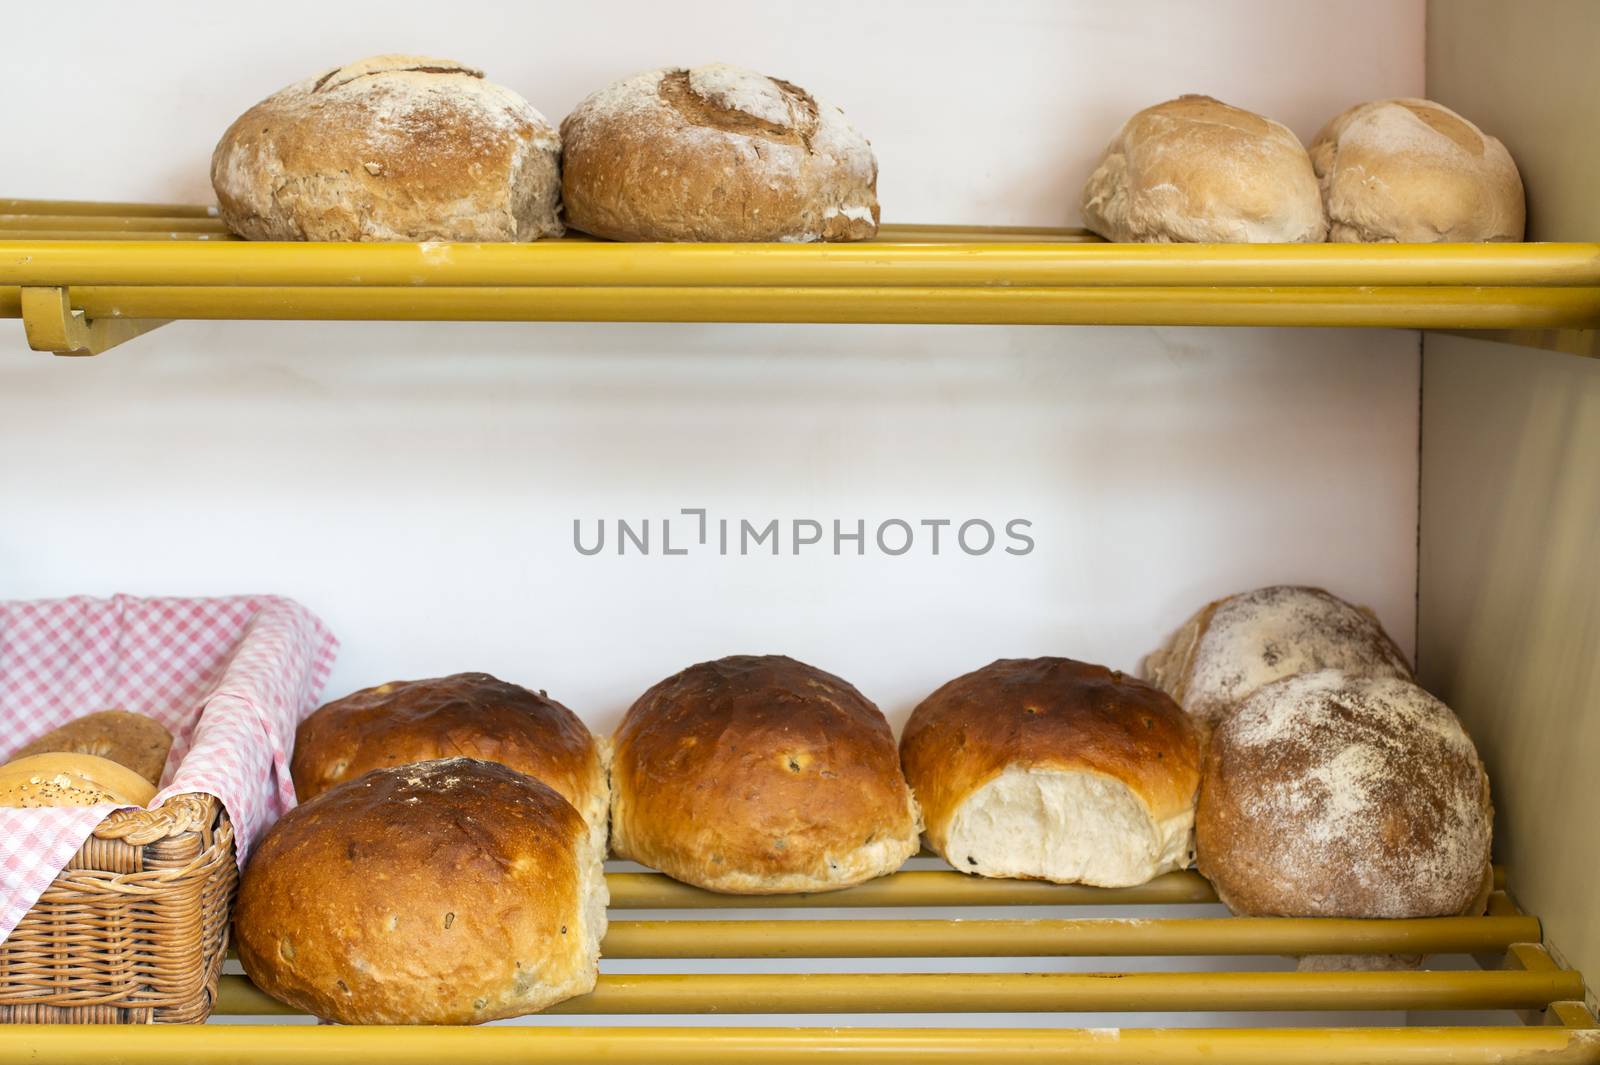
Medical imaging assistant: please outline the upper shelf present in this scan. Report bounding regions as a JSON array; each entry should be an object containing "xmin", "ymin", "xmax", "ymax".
[{"xmin": 3, "ymin": 198, "xmax": 1598, "ymax": 356}]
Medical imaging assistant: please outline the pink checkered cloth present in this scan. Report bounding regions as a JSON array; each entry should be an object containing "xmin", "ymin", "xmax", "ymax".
[{"xmin": 0, "ymin": 595, "xmax": 337, "ymax": 942}]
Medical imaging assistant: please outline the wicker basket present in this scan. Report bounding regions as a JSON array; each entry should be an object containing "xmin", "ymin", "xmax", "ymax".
[{"xmin": 0, "ymin": 793, "xmax": 236, "ymax": 1024}]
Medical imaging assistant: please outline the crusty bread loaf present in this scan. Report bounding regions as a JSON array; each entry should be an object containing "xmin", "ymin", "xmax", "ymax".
[
  {"xmin": 1309, "ymin": 98, "xmax": 1525, "ymax": 242},
  {"xmin": 11, "ymin": 709, "xmax": 172, "ymax": 786},
  {"xmin": 1196, "ymin": 670, "xmax": 1492, "ymax": 917},
  {"xmin": 212, "ymin": 55, "xmax": 562, "ymax": 241},
  {"xmin": 0, "ymin": 752, "xmax": 157, "ymax": 808},
  {"xmin": 235, "ymin": 758, "xmax": 605, "ymax": 1025},
  {"xmin": 901, "ymin": 658, "xmax": 1201, "ymax": 887},
  {"xmin": 291, "ymin": 673, "xmax": 608, "ymax": 851},
  {"xmin": 1143, "ymin": 585, "xmax": 1412, "ymax": 729},
  {"xmin": 611, "ymin": 655, "xmax": 919, "ymax": 893},
  {"xmin": 1081, "ymin": 94, "xmax": 1327, "ymax": 243},
  {"xmin": 561, "ymin": 64, "xmax": 878, "ymax": 242}
]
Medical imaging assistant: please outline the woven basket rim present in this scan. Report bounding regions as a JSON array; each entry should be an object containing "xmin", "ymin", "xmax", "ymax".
[{"xmin": 92, "ymin": 791, "xmax": 220, "ymax": 845}]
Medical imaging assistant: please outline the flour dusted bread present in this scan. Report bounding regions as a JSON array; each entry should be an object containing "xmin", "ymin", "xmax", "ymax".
[
  {"xmin": 11, "ymin": 709, "xmax": 172, "ymax": 785},
  {"xmin": 561, "ymin": 64, "xmax": 879, "ymax": 242},
  {"xmin": 0, "ymin": 752, "xmax": 156, "ymax": 808},
  {"xmin": 1081, "ymin": 95, "xmax": 1327, "ymax": 243},
  {"xmin": 212, "ymin": 55, "xmax": 562, "ymax": 241},
  {"xmin": 610, "ymin": 655, "xmax": 919, "ymax": 893},
  {"xmin": 901, "ymin": 658, "xmax": 1201, "ymax": 887},
  {"xmin": 1196, "ymin": 671, "xmax": 1492, "ymax": 917},
  {"xmin": 235, "ymin": 758, "xmax": 605, "ymax": 1025},
  {"xmin": 1143, "ymin": 585, "xmax": 1412, "ymax": 729},
  {"xmin": 1310, "ymin": 99, "xmax": 1525, "ymax": 242}
]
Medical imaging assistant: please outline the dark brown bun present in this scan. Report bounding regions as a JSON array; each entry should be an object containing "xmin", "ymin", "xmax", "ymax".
[
  {"xmin": 235, "ymin": 758, "xmax": 605, "ymax": 1024},
  {"xmin": 610, "ymin": 654, "xmax": 919, "ymax": 893},
  {"xmin": 1196, "ymin": 670, "xmax": 1492, "ymax": 917},
  {"xmin": 901, "ymin": 658, "xmax": 1201, "ymax": 887},
  {"xmin": 11, "ymin": 709, "xmax": 172, "ymax": 785},
  {"xmin": 291, "ymin": 673, "xmax": 608, "ymax": 849}
]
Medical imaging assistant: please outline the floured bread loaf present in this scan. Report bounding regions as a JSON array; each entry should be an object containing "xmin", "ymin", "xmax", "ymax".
[
  {"xmin": 1309, "ymin": 98, "xmax": 1525, "ymax": 242},
  {"xmin": 1196, "ymin": 670, "xmax": 1492, "ymax": 917},
  {"xmin": 901, "ymin": 658, "xmax": 1201, "ymax": 887},
  {"xmin": 212, "ymin": 55, "xmax": 562, "ymax": 241},
  {"xmin": 1143, "ymin": 585, "xmax": 1412, "ymax": 729},
  {"xmin": 1081, "ymin": 94, "xmax": 1327, "ymax": 243},
  {"xmin": 561, "ymin": 64, "xmax": 879, "ymax": 242}
]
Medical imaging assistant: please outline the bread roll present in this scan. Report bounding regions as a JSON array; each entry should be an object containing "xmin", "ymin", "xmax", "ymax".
[
  {"xmin": 561, "ymin": 64, "xmax": 878, "ymax": 242},
  {"xmin": 1081, "ymin": 94, "xmax": 1327, "ymax": 243},
  {"xmin": 12, "ymin": 709, "xmax": 172, "ymax": 785},
  {"xmin": 1196, "ymin": 670, "xmax": 1492, "ymax": 917},
  {"xmin": 901, "ymin": 658, "xmax": 1201, "ymax": 887},
  {"xmin": 0, "ymin": 752, "xmax": 157, "ymax": 808},
  {"xmin": 611, "ymin": 655, "xmax": 919, "ymax": 893},
  {"xmin": 212, "ymin": 55, "xmax": 562, "ymax": 241},
  {"xmin": 291, "ymin": 673, "xmax": 608, "ymax": 850},
  {"xmin": 235, "ymin": 758, "xmax": 604, "ymax": 1025},
  {"xmin": 1309, "ymin": 98, "xmax": 1525, "ymax": 242},
  {"xmin": 1143, "ymin": 585, "xmax": 1412, "ymax": 729}
]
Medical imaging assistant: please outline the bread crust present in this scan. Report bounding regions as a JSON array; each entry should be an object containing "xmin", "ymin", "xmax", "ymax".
[
  {"xmin": 235, "ymin": 758, "xmax": 604, "ymax": 1024},
  {"xmin": 0, "ymin": 751, "xmax": 156, "ymax": 807},
  {"xmin": 12, "ymin": 709, "xmax": 172, "ymax": 785},
  {"xmin": 610, "ymin": 655, "xmax": 919, "ymax": 893},
  {"xmin": 561, "ymin": 64, "xmax": 879, "ymax": 242}
]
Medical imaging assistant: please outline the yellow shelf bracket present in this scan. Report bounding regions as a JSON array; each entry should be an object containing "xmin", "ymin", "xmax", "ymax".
[{"xmin": 19, "ymin": 285, "xmax": 168, "ymax": 356}]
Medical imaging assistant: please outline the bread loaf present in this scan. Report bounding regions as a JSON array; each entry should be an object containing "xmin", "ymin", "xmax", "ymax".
[
  {"xmin": 212, "ymin": 55, "xmax": 562, "ymax": 241},
  {"xmin": 0, "ymin": 752, "xmax": 157, "ymax": 808},
  {"xmin": 1081, "ymin": 94, "xmax": 1327, "ymax": 243},
  {"xmin": 1309, "ymin": 98, "xmax": 1525, "ymax": 242},
  {"xmin": 11, "ymin": 710, "xmax": 172, "ymax": 786},
  {"xmin": 561, "ymin": 64, "xmax": 878, "ymax": 242},
  {"xmin": 235, "ymin": 758, "xmax": 605, "ymax": 1024},
  {"xmin": 610, "ymin": 655, "xmax": 920, "ymax": 893},
  {"xmin": 901, "ymin": 658, "xmax": 1201, "ymax": 887}
]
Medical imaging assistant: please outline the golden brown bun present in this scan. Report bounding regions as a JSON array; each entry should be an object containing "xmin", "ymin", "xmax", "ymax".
[
  {"xmin": 212, "ymin": 55, "xmax": 562, "ymax": 241},
  {"xmin": 235, "ymin": 758, "xmax": 605, "ymax": 1025},
  {"xmin": 1309, "ymin": 98, "xmax": 1525, "ymax": 242},
  {"xmin": 1196, "ymin": 671, "xmax": 1492, "ymax": 917},
  {"xmin": 291, "ymin": 673, "xmax": 608, "ymax": 850},
  {"xmin": 0, "ymin": 752, "xmax": 157, "ymax": 808},
  {"xmin": 1081, "ymin": 94, "xmax": 1327, "ymax": 243},
  {"xmin": 561, "ymin": 64, "xmax": 878, "ymax": 242},
  {"xmin": 611, "ymin": 655, "xmax": 919, "ymax": 893},
  {"xmin": 12, "ymin": 710, "xmax": 172, "ymax": 785},
  {"xmin": 1142, "ymin": 585, "xmax": 1412, "ymax": 730},
  {"xmin": 901, "ymin": 658, "xmax": 1201, "ymax": 887}
]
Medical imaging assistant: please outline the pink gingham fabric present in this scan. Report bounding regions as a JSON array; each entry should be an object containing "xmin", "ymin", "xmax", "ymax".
[{"xmin": 0, "ymin": 595, "xmax": 337, "ymax": 942}]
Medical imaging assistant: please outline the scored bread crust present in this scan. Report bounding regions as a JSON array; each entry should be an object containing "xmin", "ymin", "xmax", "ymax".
[
  {"xmin": 900, "ymin": 658, "xmax": 1201, "ymax": 885},
  {"xmin": 11, "ymin": 709, "xmax": 173, "ymax": 786},
  {"xmin": 1309, "ymin": 98, "xmax": 1525, "ymax": 243},
  {"xmin": 211, "ymin": 54, "xmax": 562, "ymax": 241},
  {"xmin": 560, "ymin": 64, "xmax": 879, "ymax": 242},
  {"xmin": 1081, "ymin": 94, "xmax": 1327, "ymax": 243},
  {"xmin": 235, "ymin": 758, "xmax": 605, "ymax": 1025},
  {"xmin": 610, "ymin": 655, "xmax": 920, "ymax": 893}
]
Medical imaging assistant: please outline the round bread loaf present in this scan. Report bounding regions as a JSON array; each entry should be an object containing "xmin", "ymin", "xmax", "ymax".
[
  {"xmin": 0, "ymin": 752, "xmax": 157, "ymax": 808},
  {"xmin": 291, "ymin": 673, "xmax": 608, "ymax": 850},
  {"xmin": 1196, "ymin": 670, "xmax": 1492, "ymax": 917},
  {"xmin": 560, "ymin": 63, "xmax": 879, "ymax": 242},
  {"xmin": 1081, "ymin": 94, "xmax": 1327, "ymax": 243},
  {"xmin": 212, "ymin": 55, "xmax": 562, "ymax": 241},
  {"xmin": 235, "ymin": 758, "xmax": 605, "ymax": 1025},
  {"xmin": 12, "ymin": 709, "xmax": 172, "ymax": 785},
  {"xmin": 1142, "ymin": 585, "xmax": 1412, "ymax": 729},
  {"xmin": 611, "ymin": 654, "xmax": 919, "ymax": 893},
  {"xmin": 1309, "ymin": 98, "xmax": 1525, "ymax": 242},
  {"xmin": 901, "ymin": 658, "xmax": 1201, "ymax": 887}
]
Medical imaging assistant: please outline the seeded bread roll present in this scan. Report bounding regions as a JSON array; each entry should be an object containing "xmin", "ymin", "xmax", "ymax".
[
  {"xmin": 0, "ymin": 752, "xmax": 157, "ymax": 808},
  {"xmin": 1143, "ymin": 585, "xmax": 1412, "ymax": 729},
  {"xmin": 1196, "ymin": 670, "xmax": 1492, "ymax": 917},
  {"xmin": 561, "ymin": 63, "xmax": 879, "ymax": 242},
  {"xmin": 235, "ymin": 758, "xmax": 605, "ymax": 1025},
  {"xmin": 12, "ymin": 709, "xmax": 172, "ymax": 785},
  {"xmin": 1081, "ymin": 94, "xmax": 1327, "ymax": 243},
  {"xmin": 212, "ymin": 55, "xmax": 562, "ymax": 241},
  {"xmin": 611, "ymin": 655, "xmax": 920, "ymax": 893},
  {"xmin": 1309, "ymin": 98, "xmax": 1525, "ymax": 242},
  {"xmin": 901, "ymin": 658, "xmax": 1202, "ymax": 887}
]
